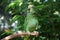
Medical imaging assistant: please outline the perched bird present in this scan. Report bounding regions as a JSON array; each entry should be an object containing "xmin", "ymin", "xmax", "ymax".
[
  {"xmin": 25, "ymin": 14, "xmax": 38, "ymax": 32},
  {"xmin": 24, "ymin": 4, "xmax": 39, "ymax": 40},
  {"xmin": 24, "ymin": 4, "xmax": 39, "ymax": 32}
]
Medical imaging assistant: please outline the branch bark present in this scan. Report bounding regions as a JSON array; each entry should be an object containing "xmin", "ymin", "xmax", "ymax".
[{"xmin": 1, "ymin": 31, "xmax": 39, "ymax": 40}]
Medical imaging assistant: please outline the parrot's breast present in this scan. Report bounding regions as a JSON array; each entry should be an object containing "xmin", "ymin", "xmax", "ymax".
[{"xmin": 26, "ymin": 17, "xmax": 38, "ymax": 32}]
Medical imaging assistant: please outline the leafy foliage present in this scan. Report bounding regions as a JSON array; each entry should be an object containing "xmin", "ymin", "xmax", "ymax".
[{"xmin": 0, "ymin": 0, "xmax": 60, "ymax": 40}]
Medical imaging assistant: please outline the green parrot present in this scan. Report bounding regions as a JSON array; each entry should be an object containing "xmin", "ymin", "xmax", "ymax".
[
  {"xmin": 24, "ymin": 4, "xmax": 39, "ymax": 40},
  {"xmin": 24, "ymin": 5, "xmax": 39, "ymax": 32},
  {"xmin": 26, "ymin": 14, "xmax": 38, "ymax": 32}
]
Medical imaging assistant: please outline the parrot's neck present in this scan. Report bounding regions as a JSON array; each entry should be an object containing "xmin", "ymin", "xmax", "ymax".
[{"xmin": 26, "ymin": 13, "xmax": 35, "ymax": 19}]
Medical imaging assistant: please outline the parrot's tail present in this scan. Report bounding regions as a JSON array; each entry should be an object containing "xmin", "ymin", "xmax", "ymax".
[{"xmin": 24, "ymin": 35, "xmax": 30, "ymax": 40}]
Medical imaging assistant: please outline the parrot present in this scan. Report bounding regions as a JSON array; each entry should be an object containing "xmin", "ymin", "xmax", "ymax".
[
  {"xmin": 24, "ymin": 7, "xmax": 39, "ymax": 32},
  {"xmin": 24, "ymin": 4, "xmax": 39, "ymax": 40},
  {"xmin": 25, "ymin": 14, "xmax": 38, "ymax": 32}
]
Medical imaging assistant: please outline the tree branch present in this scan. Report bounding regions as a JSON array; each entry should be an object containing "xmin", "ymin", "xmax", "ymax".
[{"xmin": 1, "ymin": 31, "xmax": 39, "ymax": 40}]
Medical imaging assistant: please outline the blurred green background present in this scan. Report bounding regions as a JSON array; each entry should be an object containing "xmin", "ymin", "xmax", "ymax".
[{"xmin": 0, "ymin": 0, "xmax": 60, "ymax": 40}]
